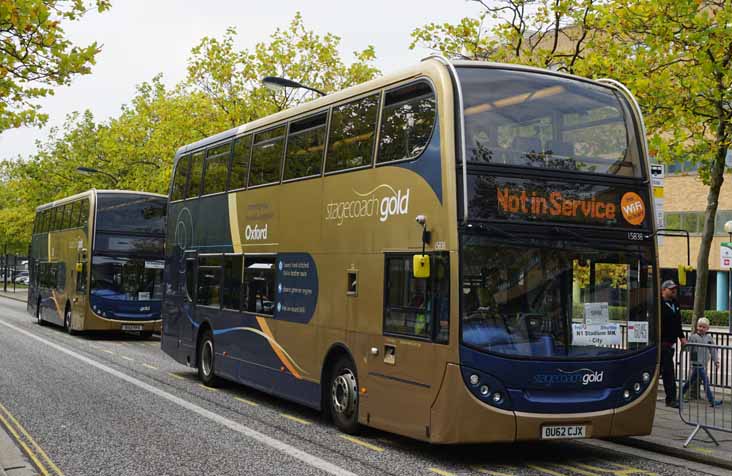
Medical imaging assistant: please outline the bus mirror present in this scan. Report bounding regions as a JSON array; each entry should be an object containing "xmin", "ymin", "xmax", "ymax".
[
  {"xmin": 76, "ymin": 263, "xmax": 83, "ymax": 273},
  {"xmin": 413, "ymin": 255, "xmax": 430, "ymax": 279}
]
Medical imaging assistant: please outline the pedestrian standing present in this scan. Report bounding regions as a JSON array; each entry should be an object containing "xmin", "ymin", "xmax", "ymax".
[
  {"xmin": 681, "ymin": 317, "xmax": 722, "ymax": 407},
  {"xmin": 660, "ymin": 280, "xmax": 686, "ymax": 408}
]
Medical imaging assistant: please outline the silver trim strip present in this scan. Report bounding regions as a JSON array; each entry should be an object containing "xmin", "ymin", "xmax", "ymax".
[{"xmin": 423, "ymin": 54, "xmax": 468, "ymax": 223}]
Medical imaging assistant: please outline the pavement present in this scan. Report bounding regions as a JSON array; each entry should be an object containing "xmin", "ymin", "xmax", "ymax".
[
  {"xmin": 0, "ymin": 430, "xmax": 35, "ymax": 476},
  {"xmin": 0, "ymin": 289, "xmax": 26, "ymax": 304}
]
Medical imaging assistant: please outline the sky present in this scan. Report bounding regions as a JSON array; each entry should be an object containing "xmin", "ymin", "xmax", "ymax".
[{"xmin": 0, "ymin": 0, "xmax": 485, "ymax": 161}]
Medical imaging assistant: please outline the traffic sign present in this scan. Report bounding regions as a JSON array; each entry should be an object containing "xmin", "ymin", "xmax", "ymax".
[{"xmin": 721, "ymin": 243, "xmax": 732, "ymax": 268}]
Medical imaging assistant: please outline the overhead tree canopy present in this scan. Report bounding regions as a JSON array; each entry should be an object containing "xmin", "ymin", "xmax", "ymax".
[{"xmin": 0, "ymin": 0, "xmax": 111, "ymax": 132}]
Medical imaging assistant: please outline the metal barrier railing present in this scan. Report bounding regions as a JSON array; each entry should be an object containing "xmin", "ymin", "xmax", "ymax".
[
  {"xmin": 676, "ymin": 330, "xmax": 732, "ymax": 389},
  {"xmin": 678, "ymin": 342, "xmax": 732, "ymax": 447}
]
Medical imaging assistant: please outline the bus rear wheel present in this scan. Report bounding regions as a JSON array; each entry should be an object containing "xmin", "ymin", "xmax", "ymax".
[
  {"xmin": 64, "ymin": 305, "xmax": 76, "ymax": 335},
  {"xmin": 197, "ymin": 329, "xmax": 219, "ymax": 387},
  {"xmin": 329, "ymin": 356, "xmax": 360, "ymax": 434}
]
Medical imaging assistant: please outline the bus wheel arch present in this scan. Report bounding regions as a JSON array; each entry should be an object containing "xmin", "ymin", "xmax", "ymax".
[
  {"xmin": 196, "ymin": 322, "xmax": 219, "ymax": 387},
  {"xmin": 321, "ymin": 344, "xmax": 360, "ymax": 434}
]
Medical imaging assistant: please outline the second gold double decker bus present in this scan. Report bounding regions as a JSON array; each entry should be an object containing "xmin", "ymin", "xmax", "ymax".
[
  {"xmin": 28, "ymin": 190, "xmax": 167, "ymax": 336},
  {"xmin": 161, "ymin": 57, "xmax": 659, "ymax": 443}
]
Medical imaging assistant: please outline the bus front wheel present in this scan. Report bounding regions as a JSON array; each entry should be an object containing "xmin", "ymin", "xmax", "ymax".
[
  {"xmin": 329, "ymin": 356, "xmax": 360, "ymax": 434},
  {"xmin": 197, "ymin": 329, "xmax": 219, "ymax": 387}
]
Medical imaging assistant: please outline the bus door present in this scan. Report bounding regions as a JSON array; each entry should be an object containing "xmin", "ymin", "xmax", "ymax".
[{"xmin": 365, "ymin": 253, "xmax": 450, "ymax": 439}]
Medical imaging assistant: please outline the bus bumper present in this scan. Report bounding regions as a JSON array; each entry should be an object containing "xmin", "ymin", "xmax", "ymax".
[{"xmin": 429, "ymin": 364, "xmax": 658, "ymax": 443}]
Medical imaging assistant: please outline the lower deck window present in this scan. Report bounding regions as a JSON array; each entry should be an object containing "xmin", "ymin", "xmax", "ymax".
[{"xmin": 243, "ymin": 256, "xmax": 275, "ymax": 315}]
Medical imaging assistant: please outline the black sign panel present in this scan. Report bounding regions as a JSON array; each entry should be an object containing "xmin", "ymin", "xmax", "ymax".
[{"xmin": 466, "ymin": 175, "xmax": 651, "ymax": 229}]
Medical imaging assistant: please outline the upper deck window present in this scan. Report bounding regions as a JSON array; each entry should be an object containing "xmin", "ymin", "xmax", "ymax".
[
  {"xmin": 457, "ymin": 68, "xmax": 641, "ymax": 177},
  {"xmin": 377, "ymin": 82, "xmax": 436, "ymax": 164},
  {"xmin": 96, "ymin": 194, "xmax": 167, "ymax": 235},
  {"xmin": 171, "ymin": 155, "xmax": 190, "ymax": 201},
  {"xmin": 326, "ymin": 93, "xmax": 379, "ymax": 172},
  {"xmin": 203, "ymin": 142, "xmax": 231, "ymax": 195},
  {"xmin": 186, "ymin": 152, "xmax": 205, "ymax": 198},
  {"xmin": 229, "ymin": 136, "xmax": 252, "ymax": 191},
  {"xmin": 250, "ymin": 126, "xmax": 285, "ymax": 187},
  {"xmin": 284, "ymin": 112, "xmax": 327, "ymax": 180}
]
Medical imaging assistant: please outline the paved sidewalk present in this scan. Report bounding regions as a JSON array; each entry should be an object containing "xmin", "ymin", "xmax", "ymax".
[
  {"xmin": 0, "ymin": 289, "xmax": 27, "ymax": 304},
  {"xmin": 619, "ymin": 391, "xmax": 732, "ymax": 470},
  {"xmin": 0, "ymin": 427, "xmax": 36, "ymax": 476}
]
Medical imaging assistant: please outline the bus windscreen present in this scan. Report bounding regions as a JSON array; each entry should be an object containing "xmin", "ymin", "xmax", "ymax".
[
  {"xmin": 457, "ymin": 67, "xmax": 641, "ymax": 177},
  {"xmin": 96, "ymin": 194, "xmax": 166, "ymax": 234},
  {"xmin": 91, "ymin": 256, "xmax": 164, "ymax": 302},
  {"xmin": 461, "ymin": 236, "xmax": 656, "ymax": 358}
]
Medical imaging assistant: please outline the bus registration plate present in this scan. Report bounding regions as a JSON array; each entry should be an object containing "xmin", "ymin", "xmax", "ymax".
[
  {"xmin": 122, "ymin": 325, "xmax": 143, "ymax": 331},
  {"xmin": 541, "ymin": 424, "xmax": 586, "ymax": 440}
]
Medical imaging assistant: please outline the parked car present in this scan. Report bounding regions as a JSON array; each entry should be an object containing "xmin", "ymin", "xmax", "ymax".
[{"xmin": 15, "ymin": 275, "xmax": 30, "ymax": 285}]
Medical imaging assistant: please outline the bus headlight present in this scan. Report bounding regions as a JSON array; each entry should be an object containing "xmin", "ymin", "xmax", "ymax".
[
  {"xmin": 479, "ymin": 385, "xmax": 490, "ymax": 396},
  {"xmin": 642, "ymin": 372, "xmax": 651, "ymax": 384},
  {"xmin": 469, "ymin": 374, "xmax": 480, "ymax": 386},
  {"xmin": 623, "ymin": 389, "xmax": 631, "ymax": 399},
  {"xmin": 492, "ymin": 392, "xmax": 503, "ymax": 404},
  {"xmin": 633, "ymin": 382, "xmax": 641, "ymax": 393}
]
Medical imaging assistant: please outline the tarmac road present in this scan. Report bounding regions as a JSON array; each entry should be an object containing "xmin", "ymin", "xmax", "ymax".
[{"xmin": 0, "ymin": 296, "xmax": 727, "ymax": 476}]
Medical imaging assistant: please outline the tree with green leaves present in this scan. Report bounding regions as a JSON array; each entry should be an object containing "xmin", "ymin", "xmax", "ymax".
[{"xmin": 0, "ymin": 0, "xmax": 111, "ymax": 132}]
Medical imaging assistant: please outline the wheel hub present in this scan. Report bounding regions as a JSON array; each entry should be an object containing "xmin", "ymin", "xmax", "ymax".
[
  {"xmin": 331, "ymin": 370, "xmax": 357, "ymax": 416},
  {"xmin": 202, "ymin": 340, "xmax": 213, "ymax": 376}
]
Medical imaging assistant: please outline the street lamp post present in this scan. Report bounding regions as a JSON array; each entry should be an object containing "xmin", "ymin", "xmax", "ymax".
[
  {"xmin": 76, "ymin": 166, "xmax": 119, "ymax": 186},
  {"xmin": 261, "ymin": 76, "xmax": 326, "ymax": 97},
  {"xmin": 725, "ymin": 221, "xmax": 732, "ymax": 333}
]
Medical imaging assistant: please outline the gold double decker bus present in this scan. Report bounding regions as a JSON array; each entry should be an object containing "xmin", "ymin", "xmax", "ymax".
[
  {"xmin": 162, "ymin": 57, "xmax": 659, "ymax": 443},
  {"xmin": 28, "ymin": 190, "xmax": 167, "ymax": 336}
]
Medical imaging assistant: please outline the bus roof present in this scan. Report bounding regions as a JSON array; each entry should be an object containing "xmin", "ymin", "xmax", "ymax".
[{"xmin": 35, "ymin": 189, "xmax": 167, "ymax": 212}]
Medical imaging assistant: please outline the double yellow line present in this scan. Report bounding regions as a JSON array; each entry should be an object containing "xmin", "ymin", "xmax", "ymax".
[{"xmin": 0, "ymin": 401, "xmax": 64, "ymax": 476}]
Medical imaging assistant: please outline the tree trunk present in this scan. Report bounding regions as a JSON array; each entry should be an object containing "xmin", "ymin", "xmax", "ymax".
[{"xmin": 692, "ymin": 133, "xmax": 728, "ymax": 322}]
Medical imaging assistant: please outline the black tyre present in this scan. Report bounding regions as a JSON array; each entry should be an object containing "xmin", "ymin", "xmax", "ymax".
[
  {"xmin": 36, "ymin": 298, "xmax": 45, "ymax": 326},
  {"xmin": 197, "ymin": 329, "xmax": 219, "ymax": 386},
  {"xmin": 64, "ymin": 305, "xmax": 76, "ymax": 335},
  {"xmin": 328, "ymin": 356, "xmax": 360, "ymax": 434}
]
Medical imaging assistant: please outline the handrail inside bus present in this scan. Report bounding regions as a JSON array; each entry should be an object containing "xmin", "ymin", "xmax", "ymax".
[{"xmin": 422, "ymin": 54, "xmax": 469, "ymax": 224}]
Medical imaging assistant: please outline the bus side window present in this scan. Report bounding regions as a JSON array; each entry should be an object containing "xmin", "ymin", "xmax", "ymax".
[
  {"xmin": 223, "ymin": 255, "xmax": 243, "ymax": 311},
  {"xmin": 229, "ymin": 136, "xmax": 252, "ymax": 191},
  {"xmin": 250, "ymin": 126, "xmax": 286, "ymax": 187},
  {"xmin": 326, "ymin": 93, "xmax": 379, "ymax": 172},
  {"xmin": 197, "ymin": 256, "xmax": 223, "ymax": 308},
  {"xmin": 80, "ymin": 199, "xmax": 90, "ymax": 227},
  {"xmin": 171, "ymin": 155, "xmax": 191, "ymax": 201},
  {"xmin": 186, "ymin": 152, "xmax": 205, "ymax": 199},
  {"xmin": 243, "ymin": 256, "xmax": 275, "ymax": 316},
  {"xmin": 377, "ymin": 81, "xmax": 436, "ymax": 164},
  {"xmin": 203, "ymin": 143, "xmax": 231, "ymax": 196},
  {"xmin": 383, "ymin": 253, "xmax": 449, "ymax": 342},
  {"xmin": 70, "ymin": 201, "xmax": 81, "ymax": 228},
  {"xmin": 284, "ymin": 112, "xmax": 327, "ymax": 180}
]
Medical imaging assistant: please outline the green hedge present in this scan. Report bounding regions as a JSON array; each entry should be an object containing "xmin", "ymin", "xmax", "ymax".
[{"xmin": 681, "ymin": 310, "xmax": 730, "ymax": 326}]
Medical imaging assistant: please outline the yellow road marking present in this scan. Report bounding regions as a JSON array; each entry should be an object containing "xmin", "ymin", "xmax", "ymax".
[
  {"xmin": 528, "ymin": 465, "xmax": 566, "ymax": 476},
  {"xmin": 576, "ymin": 463, "xmax": 656, "ymax": 476},
  {"xmin": 234, "ymin": 396, "xmax": 259, "ymax": 406},
  {"xmin": 688, "ymin": 445, "xmax": 714, "ymax": 455},
  {"xmin": 556, "ymin": 465, "xmax": 599, "ymax": 476},
  {"xmin": 198, "ymin": 384, "xmax": 219, "ymax": 392},
  {"xmin": 428, "ymin": 469, "xmax": 456, "ymax": 476},
  {"xmin": 0, "ymin": 402, "xmax": 63, "ymax": 476},
  {"xmin": 142, "ymin": 363, "xmax": 158, "ymax": 370},
  {"xmin": 168, "ymin": 372, "xmax": 185, "ymax": 380},
  {"xmin": 121, "ymin": 356, "xmax": 134, "ymax": 362},
  {"xmin": 280, "ymin": 413, "xmax": 311, "ymax": 425},
  {"xmin": 339, "ymin": 435, "xmax": 384, "ymax": 452},
  {"xmin": 472, "ymin": 466, "xmax": 515, "ymax": 476}
]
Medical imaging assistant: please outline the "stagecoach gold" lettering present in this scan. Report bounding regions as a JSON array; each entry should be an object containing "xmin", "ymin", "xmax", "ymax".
[{"xmin": 496, "ymin": 187, "xmax": 616, "ymax": 221}]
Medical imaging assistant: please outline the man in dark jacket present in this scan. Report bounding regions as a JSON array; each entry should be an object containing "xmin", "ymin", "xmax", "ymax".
[{"xmin": 660, "ymin": 280, "xmax": 687, "ymax": 408}]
